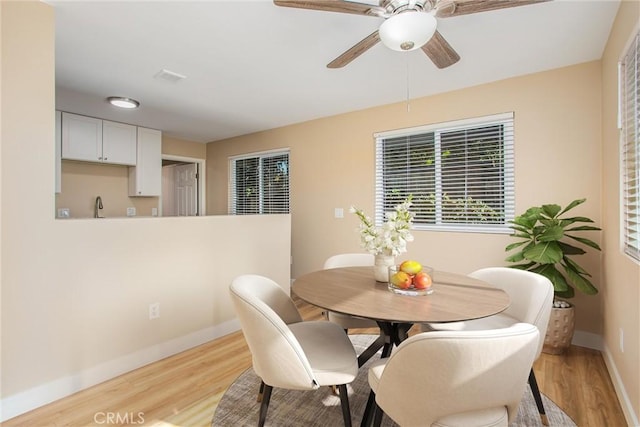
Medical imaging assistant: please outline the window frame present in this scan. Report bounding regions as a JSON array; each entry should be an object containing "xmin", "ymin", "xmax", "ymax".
[
  {"xmin": 228, "ymin": 148, "xmax": 290, "ymax": 215},
  {"xmin": 619, "ymin": 27, "xmax": 640, "ymax": 263},
  {"xmin": 374, "ymin": 112, "xmax": 515, "ymax": 234}
]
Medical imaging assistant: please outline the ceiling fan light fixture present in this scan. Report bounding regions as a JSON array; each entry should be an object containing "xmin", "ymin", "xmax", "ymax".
[
  {"xmin": 107, "ymin": 96, "xmax": 140, "ymax": 109},
  {"xmin": 378, "ymin": 11, "xmax": 437, "ymax": 52}
]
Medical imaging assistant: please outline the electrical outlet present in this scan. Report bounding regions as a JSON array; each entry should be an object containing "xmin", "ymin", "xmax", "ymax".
[
  {"xmin": 334, "ymin": 208, "xmax": 344, "ymax": 218},
  {"xmin": 57, "ymin": 208, "xmax": 70, "ymax": 218},
  {"xmin": 127, "ymin": 207, "xmax": 136, "ymax": 217},
  {"xmin": 149, "ymin": 303, "xmax": 160, "ymax": 320},
  {"xmin": 620, "ymin": 328, "xmax": 624, "ymax": 353}
]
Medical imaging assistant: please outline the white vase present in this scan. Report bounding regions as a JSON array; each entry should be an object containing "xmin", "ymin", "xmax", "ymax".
[{"xmin": 374, "ymin": 253, "xmax": 396, "ymax": 282}]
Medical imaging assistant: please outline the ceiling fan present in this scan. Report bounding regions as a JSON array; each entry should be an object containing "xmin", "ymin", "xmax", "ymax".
[{"xmin": 273, "ymin": 0, "xmax": 549, "ymax": 69}]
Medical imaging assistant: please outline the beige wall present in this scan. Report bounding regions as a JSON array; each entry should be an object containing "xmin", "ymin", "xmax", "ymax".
[
  {"xmin": 55, "ymin": 135, "xmax": 206, "ymax": 219},
  {"xmin": 162, "ymin": 135, "xmax": 206, "ymax": 159},
  {"xmin": 601, "ymin": 1, "xmax": 640, "ymax": 423},
  {"xmin": 56, "ymin": 161, "xmax": 159, "ymax": 218},
  {"xmin": 208, "ymin": 61, "xmax": 604, "ymax": 334},
  {"xmin": 1, "ymin": 2, "xmax": 290, "ymax": 420}
]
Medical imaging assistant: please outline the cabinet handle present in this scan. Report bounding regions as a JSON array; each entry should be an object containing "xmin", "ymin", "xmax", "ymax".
[
  {"xmin": 104, "ymin": 157, "xmax": 108, "ymax": 160},
  {"xmin": 98, "ymin": 156, "xmax": 102, "ymax": 160}
]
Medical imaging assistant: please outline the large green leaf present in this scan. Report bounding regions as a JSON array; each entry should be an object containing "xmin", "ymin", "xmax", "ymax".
[
  {"xmin": 505, "ymin": 240, "xmax": 529, "ymax": 252},
  {"xmin": 524, "ymin": 241, "xmax": 563, "ymax": 264},
  {"xmin": 508, "ymin": 223, "xmax": 533, "ymax": 235},
  {"xmin": 510, "ymin": 215, "xmax": 537, "ymax": 230},
  {"xmin": 555, "ymin": 287, "xmax": 575, "ymax": 299},
  {"xmin": 563, "ymin": 256, "xmax": 590, "ymax": 276},
  {"xmin": 557, "ymin": 241, "xmax": 586, "ymax": 255},
  {"xmin": 532, "ymin": 264, "xmax": 570, "ymax": 292},
  {"xmin": 541, "ymin": 204, "xmax": 562, "ymax": 218},
  {"xmin": 539, "ymin": 218, "xmax": 559, "ymax": 228},
  {"xmin": 522, "ymin": 206, "xmax": 543, "ymax": 217},
  {"xmin": 505, "ymin": 241, "xmax": 536, "ymax": 262},
  {"xmin": 566, "ymin": 234, "xmax": 602, "ymax": 251},
  {"xmin": 566, "ymin": 225, "xmax": 601, "ymax": 231},
  {"xmin": 560, "ymin": 216, "xmax": 595, "ymax": 224},
  {"xmin": 564, "ymin": 265, "xmax": 598, "ymax": 295},
  {"xmin": 532, "ymin": 225, "xmax": 547, "ymax": 237},
  {"xmin": 558, "ymin": 198, "xmax": 586, "ymax": 216},
  {"xmin": 508, "ymin": 262, "xmax": 537, "ymax": 271},
  {"xmin": 537, "ymin": 225, "xmax": 564, "ymax": 242},
  {"xmin": 505, "ymin": 251, "xmax": 526, "ymax": 263}
]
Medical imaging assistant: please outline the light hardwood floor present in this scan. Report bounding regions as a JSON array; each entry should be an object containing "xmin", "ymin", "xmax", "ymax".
[{"xmin": 3, "ymin": 298, "xmax": 628, "ymax": 427}]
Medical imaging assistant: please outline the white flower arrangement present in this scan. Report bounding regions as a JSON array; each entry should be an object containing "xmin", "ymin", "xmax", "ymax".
[{"xmin": 350, "ymin": 198, "xmax": 414, "ymax": 256}]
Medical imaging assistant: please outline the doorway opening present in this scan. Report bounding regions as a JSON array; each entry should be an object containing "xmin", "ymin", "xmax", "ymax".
[{"xmin": 161, "ymin": 155, "xmax": 206, "ymax": 216}]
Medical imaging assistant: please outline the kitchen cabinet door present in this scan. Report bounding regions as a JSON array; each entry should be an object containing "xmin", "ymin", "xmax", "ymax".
[
  {"xmin": 102, "ymin": 120, "xmax": 137, "ymax": 165},
  {"xmin": 61, "ymin": 112, "xmax": 102, "ymax": 162},
  {"xmin": 129, "ymin": 127, "xmax": 161, "ymax": 196}
]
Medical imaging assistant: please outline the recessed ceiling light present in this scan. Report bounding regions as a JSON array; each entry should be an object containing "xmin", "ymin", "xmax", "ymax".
[{"xmin": 107, "ymin": 96, "xmax": 140, "ymax": 109}]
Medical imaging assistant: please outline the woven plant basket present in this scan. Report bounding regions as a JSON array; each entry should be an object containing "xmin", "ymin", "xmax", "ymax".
[{"xmin": 543, "ymin": 303, "xmax": 575, "ymax": 355}]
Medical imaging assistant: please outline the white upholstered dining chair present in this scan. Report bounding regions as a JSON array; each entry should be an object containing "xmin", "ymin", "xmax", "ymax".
[
  {"xmin": 364, "ymin": 323, "xmax": 540, "ymax": 427},
  {"xmin": 229, "ymin": 274, "xmax": 359, "ymax": 427},
  {"xmin": 323, "ymin": 253, "xmax": 379, "ymax": 331},
  {"xmin": 421, "ymin": 267, "xmax": 554, "ymax": 425}
]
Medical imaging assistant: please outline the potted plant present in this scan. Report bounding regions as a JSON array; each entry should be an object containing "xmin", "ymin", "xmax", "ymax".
[{"xmin": 504, "ymin": 198, "xmax": 601, "ymax": 354}]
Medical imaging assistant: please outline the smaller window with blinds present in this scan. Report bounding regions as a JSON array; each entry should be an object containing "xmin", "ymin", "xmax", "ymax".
[
  {"xmin": 229, "ymin": 149, "xmax": 290, "ymax": 215},
  {"xmin": 620, "ymin": 29, "xmax": 639, "ymax": 262},
  {"xmin": 375, "ymin": 112, "xmax": 515, "ymax": 233}
]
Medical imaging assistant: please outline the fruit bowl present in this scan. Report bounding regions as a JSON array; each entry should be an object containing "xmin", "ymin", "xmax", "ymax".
[{"xmin": 388, "ymin": 263, "xmax": 434, "ymax": 296}]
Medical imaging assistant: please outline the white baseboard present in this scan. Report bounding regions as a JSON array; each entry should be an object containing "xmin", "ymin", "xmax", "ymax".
[
  {"xmin": 602, "ymin": 343, "xmax": 640, "ymax": 427},
  {"xmin": 572, "ymin": 329, "xmax": 604, "ymax": 350},
  {"xmin": 0, "ymin": 319, "xmax": 241, "ymax": 422}
]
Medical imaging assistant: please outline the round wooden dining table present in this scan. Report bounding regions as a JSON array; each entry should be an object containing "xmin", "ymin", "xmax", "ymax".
[{"xmin": 292, "ymin": 266, "xmax": 510, "ymax": 365}]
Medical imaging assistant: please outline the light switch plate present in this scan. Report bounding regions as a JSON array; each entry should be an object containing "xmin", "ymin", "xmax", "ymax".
[{"xmin": 334, "ymin": 208, "xmax": 344, "ymax": 218}]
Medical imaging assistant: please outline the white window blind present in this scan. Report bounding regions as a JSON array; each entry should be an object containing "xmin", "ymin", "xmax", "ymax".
[
  {"xmin": 621, "ymin": 30, "xmax": 640, "ymax": 261},
  {"xmin": 229, "ymin": 150, "xmax": 289, "ymax": 215},
  {"xmin": 375, "ymin": 112, "xmax": 514, "ymax": 233}
]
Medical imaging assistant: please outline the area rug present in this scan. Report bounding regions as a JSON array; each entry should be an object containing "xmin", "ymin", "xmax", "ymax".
[{"xmin": 212, "ymin": 335, "xmax": 576, "ymax": 426}]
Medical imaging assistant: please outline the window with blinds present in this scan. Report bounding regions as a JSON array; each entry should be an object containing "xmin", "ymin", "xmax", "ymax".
[
  {"xmin": 375, "ymin": 112, "xmax": 514, "ymax": 233},
  {"xmin": 229, "ymin": 150, "xmax": 289, "ymax": 215},
  {"xmin": 620, "ymin": 30, "xmax": 639, "ymax": 262}
]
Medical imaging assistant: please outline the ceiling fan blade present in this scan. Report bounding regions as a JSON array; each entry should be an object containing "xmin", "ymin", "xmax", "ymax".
[
  {"xmin": 436, "ymin": 0, "xmax": 550, "ymax": 18},
  {"xmin": 421, "ymin": 30, "xmax": 460, "ymax": 69},
  {"xmin": 274, "ymin": 0, "xmax": 386, "ymax": 17},
  {"xmin": 327, "ymin": 30, "xmax": 381, "ymax": 68}
]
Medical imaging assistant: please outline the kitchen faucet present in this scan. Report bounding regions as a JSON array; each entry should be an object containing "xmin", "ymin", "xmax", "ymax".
[{"xmin": 94, "ymin": 196, "xmax": 104, "ymax": 218}]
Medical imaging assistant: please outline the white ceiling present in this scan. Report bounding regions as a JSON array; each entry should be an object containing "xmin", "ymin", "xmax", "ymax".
[{"xmin": 51, "ymin": 0, "xmax": 621, "ymax": 143}]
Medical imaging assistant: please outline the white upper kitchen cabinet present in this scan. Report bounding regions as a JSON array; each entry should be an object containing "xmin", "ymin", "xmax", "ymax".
[
  {"xmin": 61, "ymin": 112, "xmax": 136, "ymax": 165},
  {"xmin": 102, "ymin": 120, "xmax": 137, "ymax": 165},
  {"xmin": 129, "ymin": 127, "xmax": 161, "ymax": 197},
  {"xmin": 61, "ymin": 112, "xmax": 102, "ymax": 162}
]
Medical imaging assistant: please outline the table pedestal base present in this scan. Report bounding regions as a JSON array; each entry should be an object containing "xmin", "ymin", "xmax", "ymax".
[{"xmin": 356, "ymin": 322, "xmax": 413, "ymax": 367}]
